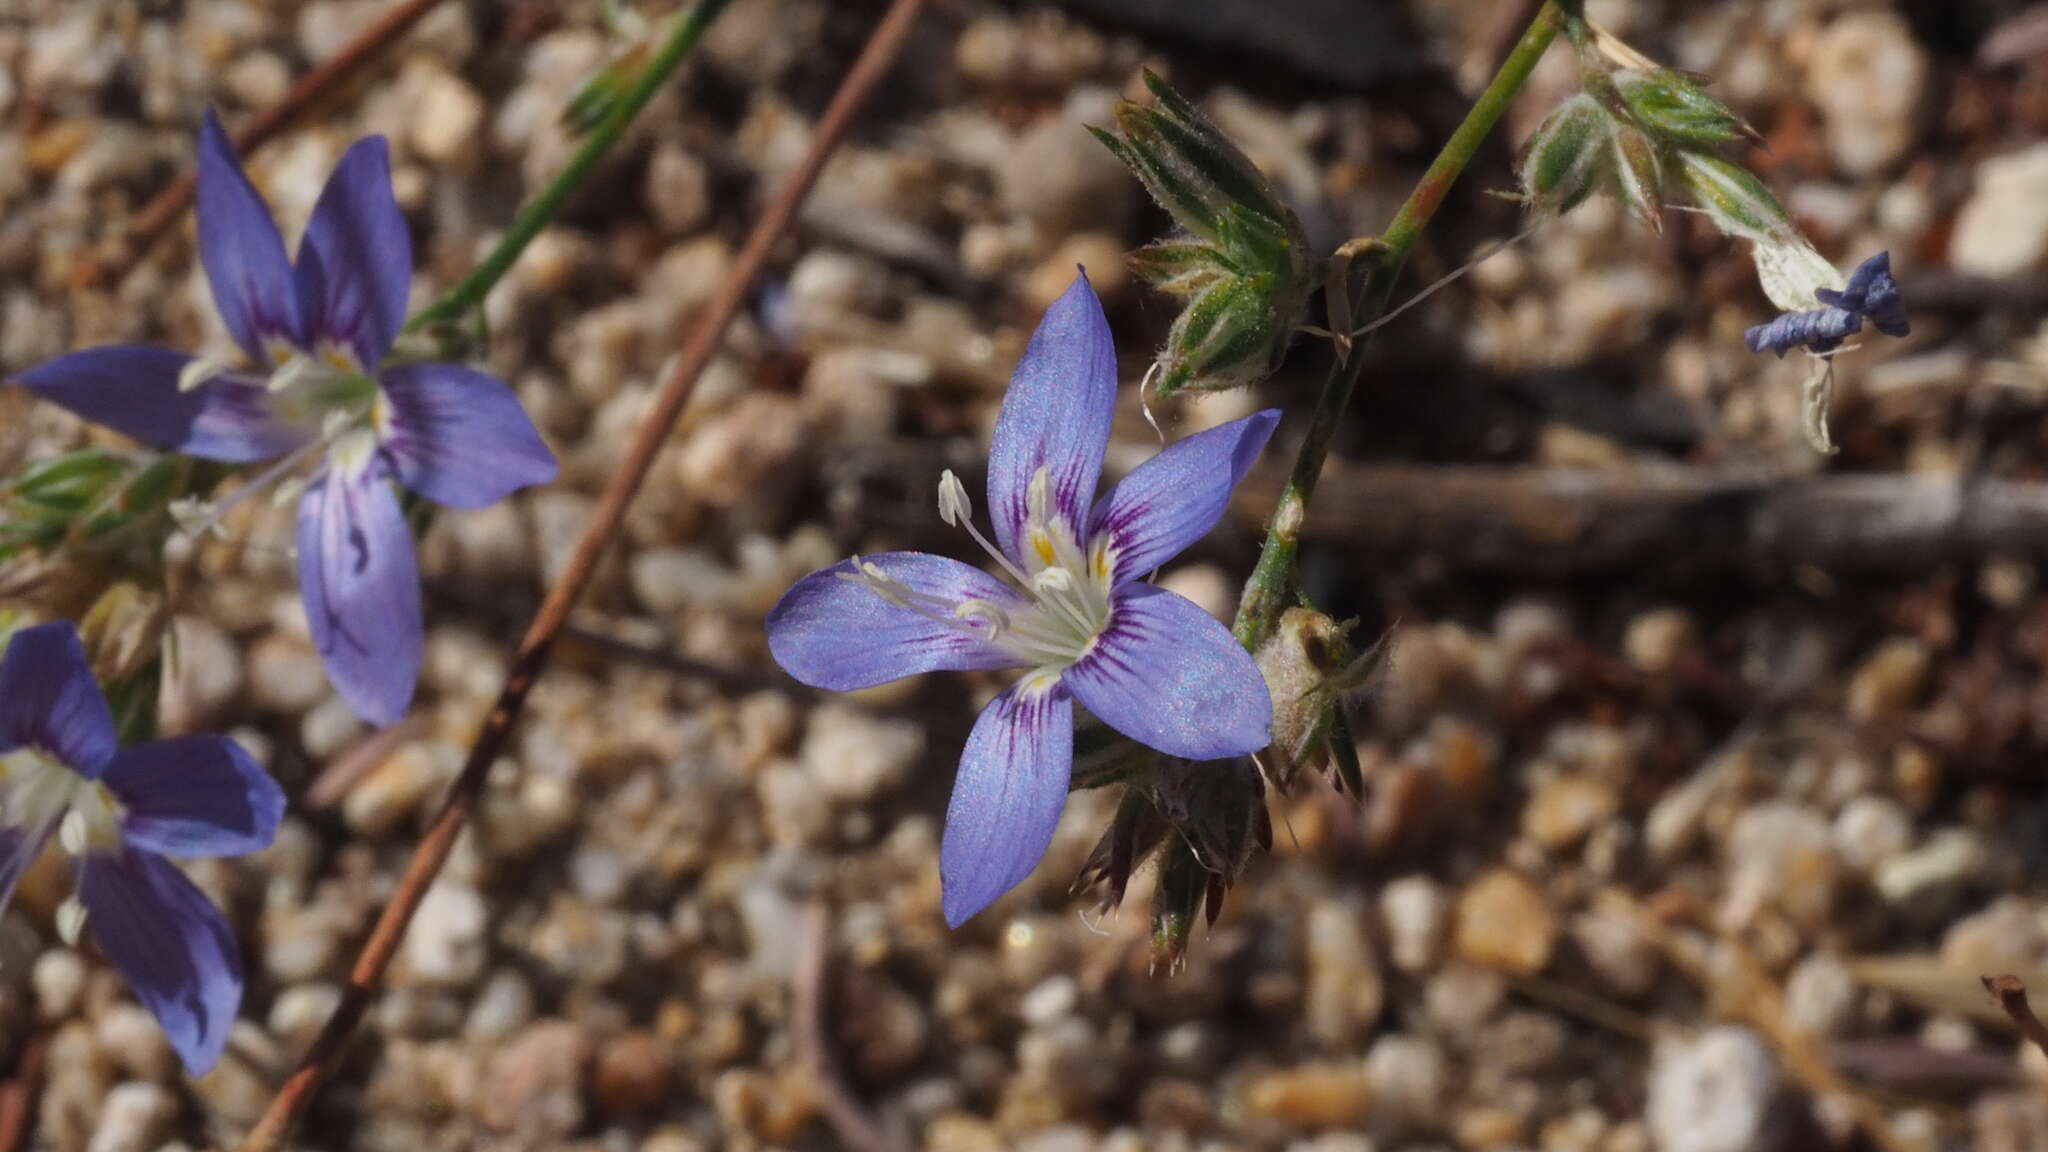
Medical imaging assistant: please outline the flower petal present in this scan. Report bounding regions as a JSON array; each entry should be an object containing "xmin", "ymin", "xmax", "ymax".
[
  {"xmin": 1062, "ymin": 584, "xmax": 1270, "ymax": 759},
  {"xmin": 77, "ymin": 846, "xmax": 243, "ymax": 1076},
  {"xmin": 197, "ymin": 109, "xmax": 302, "ymax": 360},
  {"xmin": 294, "ymin": 135, "xmax": 410, "ymax": 370},
  {"xmin": 941, "ymin": 682, "xmax": 1073, "ymax": 928},
  {"xmin": 102, "ymin": 736, "xmax": 284, "ymax": 859},
  {"xmin": 377, "ymin": 363, "xmax": 558, "ymax": 508},
  {"xmin": 0, "ymin": 622, "xmax": 118, "ymax": 774},
  {"xmin": 297, "ymin": 460, "xmax": 422, "ymax": 727},
  {"xmin": 18, "ymin": 347, "xmax": 304, "ymax": 463},
  {"xmin": 1089, "ymin": 409, "xmax": 1279, "ymax": 585},
  {"xmin": 767, "ymin": 552, "xmax": 1028, "ymax": 692},
  {"xmin": 986, "ymin": 273, "xmax": 1119, "ymax": 564}
]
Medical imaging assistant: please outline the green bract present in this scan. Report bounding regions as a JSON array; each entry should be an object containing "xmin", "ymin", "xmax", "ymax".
[
  {"xmin": 1677, "ymin": 151, "xmax": 1843, "ymax": 312},
  {"xmin": 1617, "ymin": 69, "xmax": 1753, "ymax": 148},
  {"xmin": 1520, "ymin": 93, "xmax": 1612, "ymax": 214},
  {"xmin": 1093, "ymin": 72, "xmax": 1318, "ymax": 397}
]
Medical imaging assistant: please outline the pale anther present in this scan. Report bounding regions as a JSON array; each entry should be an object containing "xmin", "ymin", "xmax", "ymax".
[
  {"xmin": 937, "ymin": 470, "xmax": 972, "ymax": 527},
  {"xmin": 1026, "ymin": 466, "xmax": 1052, "ymax": 525},
  {"xmin": 955, "ymin": 599, "xmax": 1011, "ymax": 633},
  {"xmin": 55, "ymin": 897, "xmax": 86, "ymax": 947},
  {"xmin": 59, "ymin": 810, "xmax": 86, "ymax": 855},
  {"xmin": 269, "ymin": 353, "xmax": 321, "ymax": 394}
]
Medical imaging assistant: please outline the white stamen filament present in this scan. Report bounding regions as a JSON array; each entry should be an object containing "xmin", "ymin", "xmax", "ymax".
[
  {"xmin": 178, "ymin": 356, "xmax": 231, "ymax": 393},
  {"xmin": 848, "ymin": 464, "xmax": 1122, "ymax": 672},
  {"xmin": 58, "ymin": 809, "xmax": 86, "ymax": 855},
  {"xmin": 171, "ymin": 435, "xmax": 328, "ymax": 544}
]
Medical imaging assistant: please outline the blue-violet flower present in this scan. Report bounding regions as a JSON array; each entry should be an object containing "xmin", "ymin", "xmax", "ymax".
[
  {"xmin": 0, "ymin": 621, "xmax": 284, "ymax": 1075},
  {"xmin": 17, "ymin": 113, "xmax": 558, "ymax": 726},
  {"xmin": 766, "ymin": 274, "xmax": 1278, "ymax": 926}
]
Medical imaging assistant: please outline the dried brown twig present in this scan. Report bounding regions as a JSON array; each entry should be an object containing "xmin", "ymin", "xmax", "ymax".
[
  {"xmin": 1262, "ymin": 463, "xmax": 2048, "ymax": 575},
  {"xmin": 231, "ymin": 1, "xmax": 933, "ymax": 1147},
  {"xmin": 797, "ymin": 903, "xmax": 907, "ymax": 1152},
  {"xmin": 71, "ymin": 0, "xmax": 453, "ymax": 289},
  {"xmin": 1984, "ymin": 975, "xmax": 2048, "ymax": 1061},
  {"xmin": 0, "ymin": 1033, "xmax": 46, "ymax": 1152}
]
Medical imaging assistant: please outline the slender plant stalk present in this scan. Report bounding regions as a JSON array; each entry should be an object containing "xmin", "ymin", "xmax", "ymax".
[
  {"xmin": 73, "ymin": 0, "xmax": 454, "ymax": 290},
  {"xmin": 407, "ymin": 0, "xmax": 734, "ymax": 334},
  {"xmin": 1233, "ymin": 1, "xmax": 1564, "ymax": 651},
  {"xmin": 230, "ymin": 2, "xmax": 932, "ymax": 1147}
]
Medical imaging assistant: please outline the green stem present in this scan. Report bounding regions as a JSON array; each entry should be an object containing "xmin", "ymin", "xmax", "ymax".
[
  {"xmin": 1232, "ymin": 1, "xmax": 1563, "ymax": 651},
  {"xmin": 405, "ymin": 0, "xmax": 732, "ymax": 335}
]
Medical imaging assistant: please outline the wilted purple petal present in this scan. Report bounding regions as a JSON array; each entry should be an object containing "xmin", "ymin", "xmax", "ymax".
[
  {"xmin": 767, "ymin": 552, "xmax": 1028, "ymax": 692},
  {"xmin": 102, "ymin": 736, "xmax": 284, "ymax": 859},
  {"xmin": 77, "ymin": 846, "xmax": 242, "ymax": 1076},
  {"xmin": 986, "ymin": 273, "xmax": 1119, "ymax": 564},
  {"xmin": 18, "ymin": 347, "xmax": 304, "ymax": 464},
  {"xmin": 1088, "ymin": 409, "xmax": 1279, "ymax": 586},
  {"xmin": 377, "ymin": 363, "xmax": 558, "ymax": 508},
  {"xmin": 197, "ymin": 110, "xmax": 302, "ymax": 361},
  {"xmin": 1062, "ymin": 584, "xmax": 1270, "ymax": 760},
  {"xmin": 294, "ymin": 135, "xmax": 411, "ymax": 370},
  {"xmin": 940, "ymin": 682, "xmax": 1073, "ymax": 927},
  {"xmin": 297, "ymin": 459, "xmax": 421, "ymax": 727},
  {"xmin": 0, "ymin": 621, "xmax": 118, "ymax": 774}
]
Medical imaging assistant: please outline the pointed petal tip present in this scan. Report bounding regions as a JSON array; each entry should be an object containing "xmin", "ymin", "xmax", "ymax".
[
  {"xmin": 938, "ymin": 688, "xmax": 1074, "ymax": 932},
  {"xmin": 764, "ymin": 553, "xmax": 1026, "ymax": 693}
]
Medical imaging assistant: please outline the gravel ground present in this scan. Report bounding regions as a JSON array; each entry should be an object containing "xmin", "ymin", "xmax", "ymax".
[{"xmin": 6, "ymin": 1, "xmax": 2048, "ymax": 1150}]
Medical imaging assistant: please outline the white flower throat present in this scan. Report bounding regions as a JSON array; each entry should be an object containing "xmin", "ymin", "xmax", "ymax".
[
  {"xmin": 0, "ymin": 748, "xmax": 125, "ymax": 945},
  {"xmin": 172, "ymin": 341, "xmax": 390, "ymax": 540},
  {"xmin": 845, "ymin": 466, "xmax": 1118, "ymax": 672}
]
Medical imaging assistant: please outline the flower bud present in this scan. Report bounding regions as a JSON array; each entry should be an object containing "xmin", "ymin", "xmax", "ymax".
[
  {"xmin": 1094, "ymin": 71, "xmax": 1304, "ymax": 246},
  {"xmin": 1126, "ymin": 241, "xmax": 1232, "ymax": 298},
  {"xmin": 1608, "ymin": 119, "xmax": 1666, "ymax": 234},
  {"xmin": 1519, "ymin": 93, "xmax": 1612, "ymax": 216},
  {"xmin": 1154, "ymin": 269, "xmax": 1307, "ymax": 397},
  {"xmin": 1095, "ymin": 72, "xmax": 1319, "ymax": 396},
  {"xmin": 1617, "ymin": 69, "xmax": 1755, "ymax": 148}
]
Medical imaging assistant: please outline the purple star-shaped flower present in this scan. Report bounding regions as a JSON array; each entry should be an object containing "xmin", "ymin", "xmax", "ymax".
[
  {"xmin": 17, "ymin": 112, "xmax": 558, "ymax": 726},
  {"xmin": 0, "ymin": 621, "xmax": 284, "ymax": 1076},
  {"xmin": 767, "ymin": 274, "xmax": 1277, "ymax": 926}
]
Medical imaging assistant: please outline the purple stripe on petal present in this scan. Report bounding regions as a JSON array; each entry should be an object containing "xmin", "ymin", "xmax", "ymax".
[
  {"xmin": 377, "ymin": 363, "xmax": 558, "ymax": 508},
  {"xmin": 1089, "ymin": 409, "xmax": 1280, "ymax": 586},
  {"xmin": 766, "ymin": 552, "xmax": 1029, "ymax": 692},
  {"xmin": 297, "ymin": 459, "xmax": 422, "ymax": 727},
  {"xmin": 76, "ymin": 846, "xmax": 243, "ymax": 1076},
  {"xmin": 197, "ymin": 110, "xmax": 302, "ymax": 360},
  {"xmin": 102, "ymin": 736, "xmax": 284, "ymax": 859},
  {"xmin": 986, "ymin": 273, "xmax": 1119, "ymax": 565},
  {"xmin": 0, "ymin": 622, "xmax": 118, "ymax": 774},
  {"xmin": 1063, "ymin": 584, "xmax": 1270, "ymax": 760},
  {"xmin": 19, "ymin": 347, "xmax": 305, "ymax": 463},
  {"xmin": 940, "ymin": 682, "xmax": 1073, "ymax": 927},
  {"xmin": 294, "ymin": 135, "xmax": 411, "ymax": 370}
]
